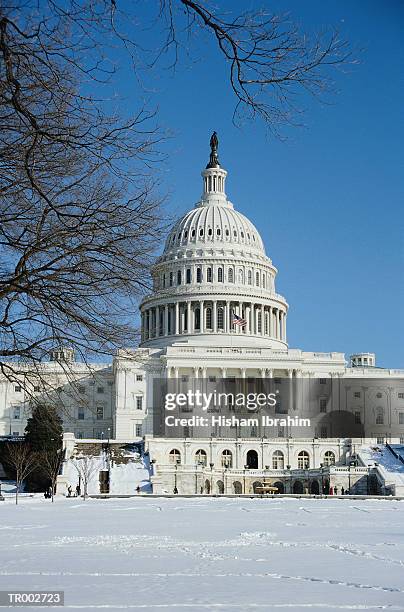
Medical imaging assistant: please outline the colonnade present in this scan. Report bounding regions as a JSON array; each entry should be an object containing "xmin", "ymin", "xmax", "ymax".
[{"xmin": 141, "ymin": 300, "xmax": 286, "ymax": 342}]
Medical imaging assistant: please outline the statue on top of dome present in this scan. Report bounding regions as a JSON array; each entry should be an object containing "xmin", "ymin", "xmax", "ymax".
[{"xmin": 206, "ymin": 131, "xmax": 220, "ymax": 169}]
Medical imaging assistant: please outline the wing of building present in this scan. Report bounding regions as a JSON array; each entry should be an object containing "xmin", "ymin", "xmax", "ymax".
[{"xmin": 1, "ymin": 136, "xmax": 404, "ymax": 495}]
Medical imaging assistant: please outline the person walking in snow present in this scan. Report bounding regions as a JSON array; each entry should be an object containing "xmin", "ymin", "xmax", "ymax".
[
  {"xmin": 67, "ymin": 485, "xmax": 72, "ymax": 497},
  {"xmin": 136, "ymin": 485, "xmax": 141, "ymax": 494},
  {"xmin": 76, "ymin": 484, "xmax": 81, "ymax": 497}
]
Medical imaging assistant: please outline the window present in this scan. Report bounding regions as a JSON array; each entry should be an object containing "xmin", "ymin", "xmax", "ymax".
[
  {"xmin": 209, "ymin": 376, "xmax": 216, "ymax": 383},
  {"xmin": 320, "ymin": 426, "xmax": 327, "ymax": 438},
  {"xmin": 247, "ymin": 270, "xmax": 252, "ymax": 285},
  {"xmin": 354, "ymin": 411, "xmax": 361, "ymax": 424},
  {"xmin": 136, "ymin": 424, "xmax": 142, "ymax": 437},
  {"xmin": 262, "ymin": 274, "xmax": 266, "ymax": 288},
  {"xmin": 319, "ymin": 379, "xmax": 326, "ymax": 385},
  {"xmin": 169, "ymin": 449, "xmax": 181, "ymax": 464},
  {"xmin": 205, "ymin": 307, "xmax": 212, "ymax": 330},
  {"xmin": 354, "ymin": 391, "xmax": 361, "ymax": 398},
  {"xmin": 257, "ymin": 311, "xmax": 262, "ymax": 333},
  {"xmin": 218, "ymin": 267, "xmax": 223, "ymax": 282},
  {"xmin": 162, "ymin": 274, "xmax": 166, "ymax": 288},
  {"xmin": 376, "ymin": 392, "xmax": 383, "ymax": 398},
  {"xmin": 207, "ymin": 267, "xmax": 212, "ymax": 282},
  {"xmin": 34, "ymin": 385, "xmax": 40, "ymax": 392},
  {"xmin": 196, "ymin": 268, "xmax": 202, "ymax": 283},
  {"xmin": 272, "ymin": 450, "xmax": 284, "ymax": 469},
  {"xmin": 399, "ymin": 413, "xmax": 404, "ymax": 425},
  {"xmin": 227, "ymin": 268, "xmax": 233, "ymax": 283},
  {"xmin": 177, "ymin": 270, "xmax": 182, "ymax": 285},
  {"xmin": 136, "ymin": 396, "xmax": 143, "ymax": 410},
  {"xmin": 221, "ymin": 450, "xmax": 233, "ymax": 468},
  {"xmin": 320, "ymin": 398, "xmax": 327, "ymax": 413},
  {"xmin": 399, "ymin": 393, "xmax": 404, "ymax": 399},
  {"xmin": 216, "ymin": 228, "xmax": 221, "ymax": 236},
  {"xmin": 194, "ymin": 308, "xmax": 200, "ymax": 330},
  {"xmin": 14, "ymin": 386, "xmax": 21, "ymax": 392},
  {"xmin": 169, "ymin": 272, "xmax": 173, "ymax": 286},
  {"xmin": 297, "ymin": 451, "xmax": 310, "ymax": 469},
  {"xmin": 400, "ymin": 437, "xmax": 404, "ymax": 445},
  {"xmin": 323, "ymin": 451, "xmax": 335, "ymax": 466},
  {"xmin": 108, "ymin": 381, "xmax": 113, "ymax": 386},
  {"xmin": 195, "ymin": 449, "xmax": 207, "ymax": 465},
  {"xmin": 97, "ymin": 387, "xmax": 104, "ymax": 394},
  {"xmin": 238, "ymin": 268, "xmax": 244, "ymax": 284},
  {"xmin": 217, "ymin": 307, "xmax": 224, "ymax": 330},
  {"xmin": 208, "ymin": 228, "xmax": 213, "ymax": 236},
  {"xmin": 376, "ymin": 411, "xmax": 384, "ymax": 425},
  {"xmin": 12, "ymin": 431, "xmax": 19, "ymax": 437},
  {"xmin": 136, "ymin": 374, "xmax": 143, "ymax": 382},
  {"xmin": 181, "ymin": 375, "xmax": 189, "ymax": 383},
  {"xmin": 96, "ymin": 407, "xmax": 104, "ymax": 420},
  {"xmin": 191, "ymin": 228, "xmax": 196, "ymax": 237},
  {"xmin": 76, "ymin": 432, "xmax": 84, "ymax": 439},
  {"xmin": 13, "ymin": 407, "xmax": 20, "ymax": 420},
  {"xmin": 78, "ymin": 408, "xmax": 85, "ymax": 420},
  {"xmin": 199, "ymin": 228, "xmax": 204, "ymax": 237},
  {"xmin": 255, "ymin": 271, "xmax": 260, "ymax": 286},
  {"xmin": 186, "ymin": 268, "xmax": 191, "ymax": 284},
  {"xmin": 376, "ymin": 436, "xmax": 384, "ymax": 445}
]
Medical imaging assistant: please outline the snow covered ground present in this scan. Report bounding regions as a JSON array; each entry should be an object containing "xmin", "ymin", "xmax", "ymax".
[{"xmin": 1, "ymin": 496, "xmax": 404, "ymax": 610}]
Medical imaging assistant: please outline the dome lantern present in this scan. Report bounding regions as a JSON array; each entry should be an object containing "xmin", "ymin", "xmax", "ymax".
[{"xmin": 201, "ymin": 131, "xmax": 228, "ymax": 206}]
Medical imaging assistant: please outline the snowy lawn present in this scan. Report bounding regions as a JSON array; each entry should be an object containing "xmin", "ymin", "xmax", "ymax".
[{"xmin": 1, "ymin": 496, "xmax": 404, "ymax": 610}]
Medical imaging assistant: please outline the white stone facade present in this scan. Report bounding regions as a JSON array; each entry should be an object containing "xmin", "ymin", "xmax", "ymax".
[{"xmin": 1, "ymin": 139, "xmax": 403, "ymax": 494}]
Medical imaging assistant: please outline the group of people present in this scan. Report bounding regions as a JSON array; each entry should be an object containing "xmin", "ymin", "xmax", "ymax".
[
  {"xmin": 66, "ymin": 484, "xmax": 81, "ymax": 497},
  {"xmin": 327, "ymin": 486, "xmax": 349, "ymax": 495}
]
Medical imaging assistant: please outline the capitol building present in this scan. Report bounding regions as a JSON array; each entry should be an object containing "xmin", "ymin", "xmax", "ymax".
[{"xmin": 1, "ymin": 135, "xmax": 404, "ymax": 496}]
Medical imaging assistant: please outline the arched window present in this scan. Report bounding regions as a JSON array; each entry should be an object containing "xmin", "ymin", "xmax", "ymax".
[
  {"xmin": 162, "ymin": 274, "xmax": 166, "ymax": 288},
  {"xmin": 169, "ymin": 272, "xmax": 173, "ymax": 286},
  {"xmin": 194, "ymin": 308, "xmax": 200, "ymax": 330},
  {"xmin": 272, "ymin": 450, "xmax": 284, "ymax": 469},
  {"xmin": 177, "ymin": 270, "xmax": 182, "ymax": 285},
  {"xmin": 191, "ymin": 228, "xmax": 196, "ymax": 237},
  {"xmin": 186, "ymin": 268, "xmax": 191, "ymax": 284},
  {"xmin": 217, "ymin": 307, "xmax": 224, "ymax": 330},
  {"xmin": 297, "ymin": 451, "xmax": 310, "ymax": 469},
  {"xmin": 205, "ymin": 307, "xmax": 212, "ymax": 330},
  {"xmin": 257, "ymin": 311, "xmax": 262, "ymax": 333},
  {"xmin": 246, "ymin": 450, "xmax": 258, "ymax": 469},
  {"xmin": 248, "ymin": 270, "xmax": 252, "ymax": 285},
  {"xmin": 207, "ymin": 267, "xmax": 212, "ymax": 282},
  {"xmin": 169, "ymin": 449, "xmax": 181, "ymax": 464},
  {"xmin": 238, "ymin": 268, "xmax": 244, "ymax": 284},
  {"xmin": 265, "ymin": 312, "xmax": 269, "ymax": 335},
  {"xmin": 256, "ymin": 271, "xmax": 260, "ymax": 286},
  {"xmin": 323, "ymin": 451, "xmax": 335, "ymax": 467},
  {"xmin": 196, "ymin": 267, "xmax": 202, "ymax": 283},
  {"xmin": 221, "ymin": 449, "xmax": 233, "ymax": 468},
  {"xmin": 208, "ymin": 228, "xmax": 213, "ymax": 236},
  {"xmin": 376, "ymin": 409, "xmax": 384, "ymax": 425},
  {"xmin": 228, "ymin": 268, "xmax": 234, "ymax": 283},
  {"xmin": 262, "ymin": 274, "xmax": 266, "ymax": 288},
  {"xmin": 216, "ymin": 228, "xmax": 221, "ymax": 236},
  {"xmin": 199, "ymin": 228, "xmax": 204, "ymax": 237},
  {"xmin": 233, "ymin": 481, "xmax": 242, "ymax": 494},
  {"xmin": 217, "ymin": 267, "xmax": 223, "ymax": 282},
  {"xmin": 195, "ymin": 449, "xmax": 207, "ymax": 465}
]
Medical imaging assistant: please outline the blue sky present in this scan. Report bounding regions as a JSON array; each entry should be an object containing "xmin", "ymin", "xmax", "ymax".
[{"xmin": 114, "ymin": 0, "xmax": 403, "ymax": 367}]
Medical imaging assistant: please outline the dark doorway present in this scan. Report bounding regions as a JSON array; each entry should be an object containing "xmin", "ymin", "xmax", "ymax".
[
  {"xmin": 246, "ymin": 450, "xmax": 258, "ymax": 469},
  {"xmin": 310, "ymin": 480, "xmax": 320, "ymax": 494},
  {"xmin": 233, "ymin": 481, "xmax": 242, "ymax": 494},
  {"xmin": 293, "ymin": 480, "xmax": 303, "ymax": 494},
  {"xmin": 273, "ymin": 481, "xmax": 284, "ymax": 494}
]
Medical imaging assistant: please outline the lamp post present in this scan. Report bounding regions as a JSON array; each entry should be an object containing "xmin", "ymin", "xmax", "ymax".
[
  {"xmin": 286, "ymin": 464, "xmax": 292, "ymax": 494},
  {"xmin": 348, "ymin": 464, "xmax": 351, "ymax": 494},
  {"xmin": 174, "ymin": 459, "xmax": 180, "ymax": 493},
  {"xmin": 244, "ymin": 464, "xmax": 248, "ymax": 494},
  {"xmin": 210, "ymin": 462, "xmax": 214, "ymax": 494},
  {"xmin": 320, "ymin": 463, "xmax": 324, "ymax": 495}
]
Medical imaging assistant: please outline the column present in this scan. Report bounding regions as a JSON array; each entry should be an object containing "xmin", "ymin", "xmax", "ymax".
[
  {"xmin": 175, "ymin": 302, "xmax": 179, "ymax": 335},
  {"xmin": 164, "ymin": 304, "xmax": 169, "ymax": 336},
  {"xmin": 261, "ymin": 304, "xmax": 265, "ymax": 336},
  {"xmin": 187, "ymin": 301, "xmax": 192, "ymax": 333},
  {"xmin": 283, "ymin": 312, "xmax": 287, "ymax": 342},
  {"xmin": 156, "ymin": 306, "xmax": 160, "ymax": 336},
  {"xmin": 278, "ymin": 310, "xmax": 282, "ymax": 340},
  {"xmin": 255, "ymin": 305, "xmax": 258, "ymax": 335},
  {"xmin": 269, "ymin": 307, "xmax": 272, "ymax": 337},
  {"xmin": 225, "ymin": 301, "xmax": 230, "ymax": 333},
  {"xmin": 246, "ymin": 304, "xmax": 250, "ymax": 334},
  {"xmin": 200, "ymin": 300, "xmax": 204, "ymax": 333},
  {"xmin": 212, "ymin": 300, "xmax": 217, "ymax": 333}
]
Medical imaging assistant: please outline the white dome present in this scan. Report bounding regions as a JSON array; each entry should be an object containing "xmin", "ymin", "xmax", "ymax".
[{"xmin": 164, "ymin": 203, "xmax": 265, "ymax": 256}]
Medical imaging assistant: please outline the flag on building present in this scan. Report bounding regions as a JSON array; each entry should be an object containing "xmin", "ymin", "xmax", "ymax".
[{"xmin": 232, "ymin": 311, "xmax": 246, "ymax": 327}]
